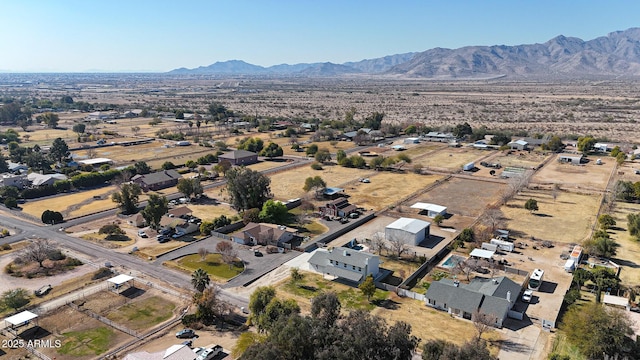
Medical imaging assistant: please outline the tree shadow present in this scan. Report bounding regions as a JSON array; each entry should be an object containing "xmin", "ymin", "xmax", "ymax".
[
  {"xmin": 120, "ymin": 286, "xmax": 145, "ymax": 299},
  {"xmin": 533, "ymin": 213, "xmax": 552, "ymax": 218},
  {"xmin": 373, "ymin": 298, "xmax": 400, "ymax": 310}
]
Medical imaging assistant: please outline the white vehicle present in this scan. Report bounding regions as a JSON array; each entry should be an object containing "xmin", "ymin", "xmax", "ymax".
[
  {"xmin": 197, "ymin": 345, "xmax": 223, "ymax": 360},
  {"xmin": 138, "ymin": 230, "xmax": 148, "ymax": 238},
  {"xmin": 522, "ymin": 289, "xmax": 533, "ymax": 303},
  {"xmin": 528, "ymin": 268, "xmax": 544, "ymax": 290}
]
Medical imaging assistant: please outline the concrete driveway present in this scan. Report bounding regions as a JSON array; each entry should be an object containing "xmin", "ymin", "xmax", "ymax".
[{"xmin": 498, "ymin": 323, "xmax": 543, "ymax": 360}]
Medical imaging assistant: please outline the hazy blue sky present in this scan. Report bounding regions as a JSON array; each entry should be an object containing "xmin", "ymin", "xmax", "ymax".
[{"xmin": 1, "ymin": 1, "xmax": 638, "ymax": 72}]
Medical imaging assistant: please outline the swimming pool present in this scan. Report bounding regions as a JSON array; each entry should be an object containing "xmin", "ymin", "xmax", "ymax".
[{"xmin": 439, "ymin": 254, "xmax": 466, "ymax": 269}]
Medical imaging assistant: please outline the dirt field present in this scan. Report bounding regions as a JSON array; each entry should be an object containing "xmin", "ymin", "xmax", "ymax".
[
  {"xmin": 413, "ymin": 146, "xmax": 490, "ymax": 171},
  {"xmin": 487, "ymin": 150, "xmax": 551, "ymax": 170},
  {"xmin": 21, "ymin": 186, "xmax": 118, "ymax": 219},
  {"xmin": 500, "ymin": 189, "xmax": 601, "ymax": 244},
  {"xmin": 410, "ymin": 177, "xmax": 507, "ymax": 217},
  {"xmin": 533, "ymin": 154, "xmax": 615, "ymax": 190}
]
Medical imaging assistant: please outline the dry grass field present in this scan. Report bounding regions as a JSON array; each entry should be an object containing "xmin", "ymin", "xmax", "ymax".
[
  {"xmin": 501, "ymin": 189, "xmax": 601, "ymax": 244},
  {"xmin": 413, "ymin": 146, "xmax": 489, "ymax": 171},
  {"xmin": 21, "ymin": 186, "xmax": 118, "ymax": 218},
  {"xmin": 487, "ymin": 150, "xmax": 550, "ymax": 169},
  {"xmin": 187, "ymin": 203, "xmax": 238, "ymax": 222},
  {"xmin": 609, "ymin": 202, "xmax": 640, "ymax": 285},
  {"xmin": 533, "ymin": 154, "xmax": 616, "ymax": 190}
]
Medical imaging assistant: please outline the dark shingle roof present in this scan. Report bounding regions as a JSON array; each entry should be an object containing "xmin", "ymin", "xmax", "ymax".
[
  {"xmin": 426, "ymin": 281, "xmax": 484, "ymax": 315},
  {"xmin": 135, "ymin": 170, "xmax": 181, "ymax": 186},
  {"xmin": 219, "ymin": 150, "xmax": 257, "ymax": 160}
]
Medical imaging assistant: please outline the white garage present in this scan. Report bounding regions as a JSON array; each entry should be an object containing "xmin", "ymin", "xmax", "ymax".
[
  {"xmin": 385, "ymin": 217, "xmax": 431, "ymax": 246},
  {"xmin": 410, "ymin": 202, "xmax": 447, "ymax": 218}
]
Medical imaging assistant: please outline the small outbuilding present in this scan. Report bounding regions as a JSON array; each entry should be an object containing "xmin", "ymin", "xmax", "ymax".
[
  {"xmin": 385, "ymin": 217, "xmax": 430, "ymax": 246},
  {"xmin": 404, "ymin": 137, "xmax": 420, "ymax": 144},
  {"xmin": 107, "ymin": 274, "xmax": 134, "ymax": 293},
  {"xmin": 558, "ymin": 153, "xmax": 584, "ymax": 165},
  {"xmin": 470, "ymin": 248, "xmax": 495, "ymax": 261},
  {"xmin": 3, "ymin": 310, "xmax": 38, "ymax": 335},
  {"xmin": 410, "ymin": 202, "xmax": 447, "ymax": 218},
  {"xmin": 77, "ymin": 158, "xmax": 114, "ymax": 167},
  {"xmin": 508, "ymin": 139, "xmax": 529, "ymax": 150}
]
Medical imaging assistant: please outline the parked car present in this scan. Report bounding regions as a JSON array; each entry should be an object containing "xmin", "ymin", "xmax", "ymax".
[
  {"xmin": 157, "ymin": 235, "xmax": 170, "ymax": 243},
  {"xmin": 197, "ymin": 345, "xmax": 223, "ymax": 360},
  {"xmin": 172, "ymin": 231, "xmax": 185, "ymax": 239},
  {"xmin": 175, "ymin": 329, "xmax": 197, "ymax": 338},
  {"xmin": 522, "ymin": 289, "xmax": 533, "ymax": 303},
  {"xmin": 192, "ymin": 347, "xmax": 206, "ymax": 355},
  {"xmin": 254, "ymin": 250, "xmax": 263, "ymax": 257},
  {"xmin": 138, "ymin": 230, "xmax": 148, "ymax": 238}
]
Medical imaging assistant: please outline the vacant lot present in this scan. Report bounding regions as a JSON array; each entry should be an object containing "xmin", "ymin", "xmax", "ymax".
[
  {"xmin": 167, "ymin": 253, "xmax": 244, "ymax": 281},
  {"xmin": 533, "ymin": 154, "xmax": 615, "ymax": 190},
  {"xmin": 106, "ymin": 295, "xmax": 176, "ymax": 331},
  {"xmin": 187, "ymin": 202, "xmax": 238, "ymax": 222},
  {"xmin": 411, "ymin": 177, "xmax": 506, "ymax": 217},
  {"xmin": 37, "ymin": 306, "xmax": 134, "ymax": 360},
  {"xmin": 21, "ymin": 186, "xmax": 118, "ymax": 219},
  {"xmin": 269, "ymin": 163, "xmax": 373, "ymax": 200},
  {"xmin": 413, "ymin": 146, "xmax": 490, "ymax": 171},
  {"xmin": 488, "ymin": 150, "xmax": 550, "ymax": 169},
  {"xmin": 501, "ymin": 189, "xmax": 601, "ymax": 244}
]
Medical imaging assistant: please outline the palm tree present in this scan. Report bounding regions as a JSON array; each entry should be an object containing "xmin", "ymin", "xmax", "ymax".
[{"xmin": 191, "ymin": 268, "xmax": 210, "ymax": 293}]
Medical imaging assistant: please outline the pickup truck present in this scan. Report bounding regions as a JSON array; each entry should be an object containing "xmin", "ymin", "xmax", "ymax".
[{"xmin": 35, "ymin": 284, "xmax": 52, "ymax": 297}]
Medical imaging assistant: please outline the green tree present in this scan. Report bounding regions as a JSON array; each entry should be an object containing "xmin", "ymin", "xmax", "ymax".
[
  {"xmin": 260, "ymin": 142, "xmax": 283, "ymax": 159},
  {"xmin": 237, "ymin": 137, "xmax": 264, "ymax": 153},
  {"xmin": 141, "ymin": 194, "xmax": 168, "ymax": 230},
  {"xmin": 598, "ymin": 214, "xmax": 617, "ymax": 230},
  {"xmin": 191, "ymin": 268, "xmax": 210, "ymax": 293},
  {"xmin": 305, "ymin": 144, "xmax": 318, "ymax": 156},
  {"xmin": 363, "ymin": 111, "xmax": 384, "ymax": 130},
  {"xmin": 0, "ymin": 151, "xmax": 9, "ymax": 173},
  {"xmin": 256, "ymin": 298, "xmax": 301, "ymax": 333},
  {"xmin": 359, "ymin": 274, "xmax": 376, "ymax": 302},
  {"xmin": 72, "ymin": 123, "xmax": 86, "ymax": 135},
  {"xmin": 134, "ymin": 161, "xmax": 152, "ymax": 175},
  {"xmin": 453, "ymin": 122, "xmax": 473, "ymax": 138},
  {"xmin": 243, "ymin": 208, "xmax": 260, "ymax": 224},
  {"xmin": 177, "ymin": 178, "xmax": 203, "ymax": 199},
  {"xmin": 369, "ymin": 155, "xmax": 385, "ymax": 170},
  {"xmin": 433, "ymin": 214, "xmax": 444, "ymax": 226},
  {"xmin": 628, "ymin": 213, "xmax": 640, "ymax": 240},
  {"xmin": 577, "ymin": 135, "xmax": 596, "ymax": 154},
  {"xmin": 562, "ymin": 303, "xmax": 633, "ymax": 358},
  {"xmin": 290, "ymin": 268, "xmax": 303, "ymax": 285},
  {"xmin": 161, "ymin": 161, "xmax": 176, "ymax": 170},
  {"xmin": 592, "ymin": 267, "xmax": 620, "ymax": 303},
  {"xmin": 37, "ymin": 112, "xmax": 59, "ymax": 128},
  {"xmin": 404, "ymin": 124, "xmax": 417, "ymax": 134},
  {"xmin": 310, "ymin": 291, "xmax": 341, "ymax": 326},
  {"xmin": 259, "ymin": 199, "xmax": 289, "ymax": 224},
  {"xmin": 610, "ymin": 146, "xmax": 622, "ymax": 157},
  {"xmin": 111, "ymin": 183, "xmax": 142, "ymax": 215},
  {"xmin": 336, "ymin": 149, "xmax": 347, "ymax": 163},
  {"xmin": 49, "ymin": 137, "xmax": 70, "ymax": 163},
  {"xmin": 232, "ymin": 331, "xmax": 265, "ymax": 359},
  {"xmin": 175, "ymin": 109, "xmax": 184, "ymax": 119},
  {"xmin": 616, "ymin": 151, "xmax": 626, "ymax": 165},
  {"xmin": 249, "ymin": 286, "xmax": 276, "ymax": 324},
  {"xmin": 303, "ymin": 176, "xmax": 326, "ymax": 198},
  {"xmin": 546, "ymin": 135, "xmax": 565, "ymax": 152},
  {"xmin": 314, "ymin": 149, "xmax": 331, "ymax": 163},
  {"xmin": 524, "ymin": 198, "xmax": 538, "ymax": 213},
  {"xmin": 586, "ymin": 230, "xmax": 620, "ymax": 259},
  {"xmin": 225, "ymin": 167, "xmax": 271, "ymax": 211},
  {"xmin": 572, "ymin": 268, "xmax": 592, "ymax": 289},
  {"xmin": 459, "ymin": 228, "xmax": 475, "ymax": 242},
  {"xmin": 41, "ymin": 209, "xmax": 63, "ymax": 224},
  {"xmin": 2, "ymin": 288, "xmax": 30, "ymax": 311}
]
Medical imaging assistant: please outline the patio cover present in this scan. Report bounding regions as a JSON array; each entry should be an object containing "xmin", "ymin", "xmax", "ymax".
[
  {"xmin": 4, "ymin": 310, "xmax": 38, "ymax": 327},
  {"xmin": 410, "ymin": 202, "xmax": 447, "ymax": 213},
  {"xmin": 108, "ymin": 274, "xmax": 134, "ymax": 285},
  {"xmin": 469, "ymin": 249, "xmax": 495, "ymax": 260}
]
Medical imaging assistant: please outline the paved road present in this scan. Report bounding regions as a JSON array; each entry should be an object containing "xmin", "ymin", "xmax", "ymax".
[{"xmin": 0, "ymin": 212, "xmax": 250, "ymax": 309}]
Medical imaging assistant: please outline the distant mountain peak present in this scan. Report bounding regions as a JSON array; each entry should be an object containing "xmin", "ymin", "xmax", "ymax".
[{"xmin": 169, "ymin": 28, "xmax": 640, "ymax": 79}]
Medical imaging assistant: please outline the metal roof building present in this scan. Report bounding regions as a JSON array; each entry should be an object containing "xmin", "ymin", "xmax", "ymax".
[{"xmin": 385, "ymin": 217, "xmax": 430, "ymax": 246}]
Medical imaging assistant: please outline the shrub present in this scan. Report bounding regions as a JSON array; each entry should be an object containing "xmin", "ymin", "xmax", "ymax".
[
  {"xmin": 310, "ymin": 162, "xmax": 323, "ymax": 170},
  {"xmin": 181, "ymin": 314, "xmax": 198, "ymax": 327},
  {"xmin": 65, "ymin": 257, "xmax": 83, "ymax": 267},
  {"xmin": 1, "ymin": 243, "xmax": 11, "ymax": 250},
  {"xmin": 41, "ymin": 210, "xmax": 64, "ymax": 224},
  {"xmin": 47, "ymin": 249, "xmax": 66, "ymax": 261},
  {"xmin": 92, "ymin": 267, "xmax": 114, "ymax": 280},
  {"xmin": 4, "ymin": 197, "xmax": 17, "ymax": 209}
]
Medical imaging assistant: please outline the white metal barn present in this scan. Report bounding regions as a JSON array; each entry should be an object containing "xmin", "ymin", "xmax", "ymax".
[{"xmin": 385, "ymin": 217, "xmax": 430, "ymax": 246}]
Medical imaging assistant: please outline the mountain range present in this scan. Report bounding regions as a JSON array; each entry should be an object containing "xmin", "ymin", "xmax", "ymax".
[{"xmin": 169, "ymin": 28, "xmax": 640, "ymax": 79}]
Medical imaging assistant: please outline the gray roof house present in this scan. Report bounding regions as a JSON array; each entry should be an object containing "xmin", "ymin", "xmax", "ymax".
[
  {"xmin": 131, "ymin": 170, "xmax": 181, "ymax": 191},
  {"xmin": 425, "ymin": 276, "xmax": 521, "ymax": 327},
  {"xmin": 508, "ymin": 139, "xmax": 529, "ymax": 150},
  {"xmin": 308, "ymin": 247, "xmax": 380, "ymax": 284},
  {"xmin": 219, "ymin": 150, "xmax": 258, "ymax": 166}
]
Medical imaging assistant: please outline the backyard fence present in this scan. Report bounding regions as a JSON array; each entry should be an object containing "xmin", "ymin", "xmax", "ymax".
[
  {"xmin": 67, "ymin": 302, "xmax": 141, "ymax": 338},
  {"xmin": 504, "ymin": 266, "xmax": 529, "ymax": 277},
  {"xmin": 26, "ymin": 345, "xmax": 52, "ymax": 360},
  {"xmin": 376, "ymin": 282, "xmax": 426, "ymax": 302}
]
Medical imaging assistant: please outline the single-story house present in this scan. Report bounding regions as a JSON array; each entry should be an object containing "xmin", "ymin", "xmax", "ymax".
[
  {"xmin": 392, "ymin": 145, "xmax": 406, "ymax": 151},
  {"xmin": 167, "ymin": 206, "xmax": 193, "ymax": 218},
  {"xmin": 219, "ymin": 150, "xmax": 258, "ymax": 166},
  {"xmin": 1, "ymin": 173, "xmax": 28, "ymax": 189},
  {"xmin": 404, "ymin": 137, "xmax": 420, "ymax": 144},
  {"xmin": 558, "ymin": 153, "xmax": 584, "ymax": 165},
  {"xmin": 425, "ymin": 276, "xmax": 521, "ymax": 327},
  {"xmin": 27, "ymin": 173, "xmax": 67, "ymax": 187},
  {"xmin": 132, "ymin": 170, "xmax": 181, "ymax": 191},
  {"xmin": 308, "ymin": 246, "xmax": 380, "ymax": 284},
  {"xmin": 385, "ymin": 217, "xmax": 430, "ymax": 246},
  {"xmin": 410, "ymin": 202, "xmax": 447, "ymax": 218},
  {"xmin": 7, "ymin": 162, "xmax": 28, "ymax": 173},
  {"xmin": 232, "ymin": 222, "xmax": 298, "ymax": 247},
  {"xmin": 594, "ymin": 143, "xmax": 611, "ymax": 153},
  {"xmin": 320, "ymin": 198, "xmax": 357, "ymax": 218},
  {"xmin": 508, "ymin": 139, "xmax": 529, "ymax": 151},
  {"xmin": 423, "ymin": 132, "xmax": 457, "ymax": 143},
  {"xmin": 124, "ymin": 344, "xmax": 196, "ymax": 360}
]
